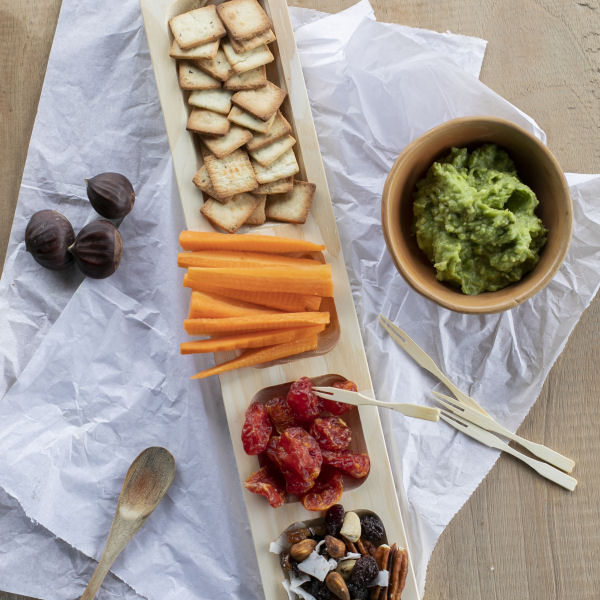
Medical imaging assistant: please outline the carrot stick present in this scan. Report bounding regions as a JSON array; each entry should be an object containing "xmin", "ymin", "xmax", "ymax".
[
  {"xmin": 187, "ymin": 265, "xmax": 333, "ymax": 297},
  {"xmin": 180, "ymin": 325, "xmax": 325, "ymax": 354},
  {"xmin": 183, "ymin": 274, "xmax": 322, "ymax": 312},
  {"xmin": 178, "ymin": 250, "xmax": 321, "ymax": 269},
  {"xmin": 188, "ymin": 291, "xmax": 282, "ymax": 319},
  {"xmin": 184, "ymin": 312, "xmax": 330, "ymax": 335},
  {"xmin": 179, "ymin": 231, "xmax": 325, "ymax": 253},
  {"xmin": 191, "ymin": 335, "xmax": 319, "ymax": 379}
]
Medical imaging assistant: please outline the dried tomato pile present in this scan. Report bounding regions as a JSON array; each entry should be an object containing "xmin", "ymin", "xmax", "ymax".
[{"xmin": 242, "ymin": 377, "xmax": 370, "ymax": 510}]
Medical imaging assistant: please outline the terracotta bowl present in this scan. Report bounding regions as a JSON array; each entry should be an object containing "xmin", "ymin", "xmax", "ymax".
[{"xmin": 381, "ymin": 117, "xmax": 573, "ymax": 314}]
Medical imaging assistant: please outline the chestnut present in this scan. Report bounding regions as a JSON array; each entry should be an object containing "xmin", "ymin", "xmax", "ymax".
[
  {"xmin": 86, "ymin": 172, "xmax": 135, "ymax": 220},
  {"xmin": 69, "ymin": 220, "xmax": 123, "ymax": 279},
  {"xmin": 25, "ymin": 210, "xmax": 75, "ymax": 270}
]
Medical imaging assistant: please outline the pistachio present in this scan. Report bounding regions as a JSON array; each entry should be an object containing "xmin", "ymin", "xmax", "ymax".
[
  {"xmin": 69, "ymin": 220, "xmax": 122, "ymax": 279},
  {"xmin": 325, "ymin": 535, "xmax": 346, "ymax": 559},
  {"xmin": 335, "ymin": 559, "xmax": 357, "ymax": 581},
  {"xmin": 25, "ymin": 210, "xmax": 75, "ymax": 271},
  {"xmin": 86, "ymin": 172, "xmax": 135, "ymax": 220},
  {"xmin": 325, "ymin": 571, "xmax": 350, "ymax": 600},
  {"xmin": 340, "ymin": 511, "xmax": 361, "ymax": 543},
  {"xmin": 289, "ymin": 538, "xmax": 316, "ymax": 562}
]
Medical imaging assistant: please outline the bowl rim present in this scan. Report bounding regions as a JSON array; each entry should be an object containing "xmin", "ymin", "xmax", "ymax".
[{"xmin": 381, "ymin": 116, "xmax": 573, "ymax": 314}]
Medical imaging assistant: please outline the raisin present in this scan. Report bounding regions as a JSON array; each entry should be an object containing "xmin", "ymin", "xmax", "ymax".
[
  {"xmin": 276, "ymin": 427, "xmax": 322, "ymax": 482},
  {"xmin": 309, "ymin": 417, "xmax": 352, "ymax": 451},
  {"xmin": 302, "ymin": 578, "xmax": 332, "ymax": 600},
  {"xmin": 265, "ymin": 395, "xmax": 296, "ymax": 433},
  {"xmin": 349, "ymin": 555, "xmax": 379, "ymax": 587},
  {"xmin": 321, "ymin": 450, "xmax": 370, "ymax": 479},
  {"xmin": 324, "ymin": 504, "xmax": 345, "ymax": 536},
  {"xmin": 286, "ymin": 377, "xmax": 322, "ymax": 422},
  {"xmin": 243, "ymin": 466, "xmax": 286, "ymax": 508},
  {"xmin": 321, "ymin": 379, "xmax": 357, "ymax": 415},
  {"xmin": 360, "ymin": 514, "xmax": 385, "ymax": 544},
  {"xmin": 286, "ymin": 526, "xmax": 311, "ymax": 544},
  {"xmin": 301, "ymin": 469, "xmax": 344, "ymax": 511},
  {"xmin": 241, "ymin": 402, "xmax": 272, "ymax": 455},
  {"xmin": 346, "ymin": 582, "xmax": 370, "ymax": 600}
]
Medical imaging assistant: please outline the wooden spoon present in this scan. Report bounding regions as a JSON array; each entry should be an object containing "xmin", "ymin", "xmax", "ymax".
[{"xmin": 80, "ymin": 446, "xmax": 176, "ymax": 600}]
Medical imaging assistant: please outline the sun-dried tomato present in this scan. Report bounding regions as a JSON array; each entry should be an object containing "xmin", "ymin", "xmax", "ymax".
[
  {"xmin": 321, "ymin": 450, "xmax": 370, "ymax": 479},
  {"xmin": 265, "ymin": 395, "xmax": 296, "ymax": 433},
  {"xmin": 276, "ymin": 427, "xmax": 322, "ymax": 482},
  {"xmin": 309, "ymin": 417, "xmax": 352, "ymax": 451},
  {"xmin": 260, "ymin": 435, "xmax": 280, "ymax": 468},
  {"xmin": 301, "ymin": 468, "xmax": 344, "ymax": 511},
  {"xmin": 282, "ymin": 468, "xmax": 315, "ymax": 495},
  {"xmin": 243, "ymin": 466, "xmax": 287, "ymax": 508},
  {"xmin": 286, "ymin": 377, "xmax": 322, "ymax": 423},
  {"xmin": 241, "ymin": 402, "xmax": 273, "ymax": 455},
  {"xmin": 321, "ymin": 379, "xmax": 358, "ymax": 415}
]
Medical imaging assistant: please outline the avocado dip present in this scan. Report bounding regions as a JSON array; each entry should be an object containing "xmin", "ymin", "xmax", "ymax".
[{"xmin": 413, "ymin": 144, "xmax": 547, "ymax": 295}]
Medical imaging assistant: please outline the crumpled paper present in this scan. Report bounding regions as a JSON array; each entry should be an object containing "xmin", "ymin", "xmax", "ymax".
[{"xmin": 0, "ymin": 1, "xmax": 598, "ymax": 600}]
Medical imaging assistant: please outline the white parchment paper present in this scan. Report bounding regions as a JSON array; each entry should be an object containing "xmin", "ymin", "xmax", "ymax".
[{"xmin": 0, "ymin": 1, "xmax": 598, "ymax": 599}]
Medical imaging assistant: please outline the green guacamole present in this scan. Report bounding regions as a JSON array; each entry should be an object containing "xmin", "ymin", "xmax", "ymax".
[{"xmin": 413, "ymin": 144, "xmax": 547, "ymax": 295}]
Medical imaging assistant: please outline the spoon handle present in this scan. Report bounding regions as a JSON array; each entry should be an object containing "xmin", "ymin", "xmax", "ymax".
[{"xmin": 81, "ymin": 516, "xmax": 143, "ymax": 600}]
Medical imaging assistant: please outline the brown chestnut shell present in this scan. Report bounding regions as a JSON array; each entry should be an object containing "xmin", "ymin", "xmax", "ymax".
[
  {"xmin": 25, "ymin": 209, "xmax": 75, "ymax": 270},
  {"xmin": 69, "ymin": 220, "xmax": 123, "ymax": 279},
  {"xmin": 86, "ymin": 172, "xmax": 135, "ymax": 220}
]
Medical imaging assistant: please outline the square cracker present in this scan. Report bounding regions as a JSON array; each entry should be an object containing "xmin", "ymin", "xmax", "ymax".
[
  {"xmin": 232, "ymin": 81, "xmax": 286, "ymax": 121},
  {"xmin": 187, "ymin": 109, "xmax": 230, "ymax": 136},
  {"xmin": 251, "ymin": 148, "xmax": 299, "ymax": 184},
  {"xmin": 245, "ymin": 111, "xmax": 291, "ymax": 150},
  {"xmin": 266, "ymin": 180, "xmax": 316, "ymax": 224},
  {"xmin": 170, "ymin": 38, "xmax": 220, "ymax": 60},
  {"xmin": 228, "ymin": 106, "xmax": 276, "ymax": 133},
  {"xmin": 189, "ymin": 88, "xmax": 233, "ymax": 115},
  {"xmin": 204, "ymin": 149, "xmax": 258, "ymax": 196},
  {"xmin": 178, "ymin": 62, "xmax": 221, "ymax": 90},
  {"xmin": 229, "ymin": 29, "xmax": 275, "ymax": 54},
  {"xmin": 195, "ymin": 48, "xmax": 234, "ymax": 82},
  {"xmin": 224, "ymin": 66, "xmax": 267, "ymax": 91},
  {"xmin": 201, "ymin": 125, "xmax": 253, "ymax": 159},
  {"xmin": 201, "ymin": 193, "xmax": 261, "ymax": 233},
  {"xmin": 222, "ymin": 41, "xmax": 274, "ymax": 74},
  {"xmin": 245, "ymin": 194, "xmax": 266, "ymax": 225},
  {"xmin": 254, "ymin": 176, "xmax": 294, "ymax": 194},
  {"xmin": 192, "ymin": 165, "xmax": 232, "ymax": 202},
  {"xmin": 169, "ymin": 6, "xmax": 226, "ymax": 50},
  {"xmin": 249, "ymin": 135, "xmax": 296, "ymax": 167},
  {"xmin": 217, "ymin": 0, "xmax": 271, "ymax": 42}
]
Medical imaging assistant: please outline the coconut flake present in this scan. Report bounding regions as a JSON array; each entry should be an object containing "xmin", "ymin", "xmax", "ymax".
[
  {"xmin": 341, "ymin": 552, "xmax": 361, "ymax": 561},
  {"xmin": 284, "ymin": 576, "xmax": 317, "ymax": 600},
  {"xmin": 269, "ymin": 532, "xmax": 289, "ymax": 555},
  {"xmin": 368, "ymin": 570, "xmax": 389, "ymax": 588},
  {"xmin": 298, "ymin": 551, "xmax": 335, "ymax": 581},
  {"xmin": 315, "ymin": 539, "xmax": 326, "ymax": 553}
]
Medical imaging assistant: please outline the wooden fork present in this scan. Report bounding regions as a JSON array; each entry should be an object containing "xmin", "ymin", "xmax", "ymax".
[{"xmin": 312, "ymin": 386, "xmax": 440, "ymax": 422}]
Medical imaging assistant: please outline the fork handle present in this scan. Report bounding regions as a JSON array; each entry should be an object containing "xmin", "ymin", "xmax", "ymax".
[
  {"xmin": 511, "ymin": 435, "xmax": 575, "ymax": 473},
  {"xmin": 388, "ymin": 403, "xmax": 440, "ymax": 421},
  {"xmin": 502, "ymin": 445, "xmax": 577, "ymax": 491}
]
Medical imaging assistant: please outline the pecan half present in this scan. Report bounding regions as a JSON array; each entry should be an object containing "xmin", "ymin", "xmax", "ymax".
[
  {"xmin": 397, "ymin": 548, "xmax": 409, "ymax": 598},
  {"xmin": 386, "ymin": 544, "xmax": 398, "ymax": 600}
]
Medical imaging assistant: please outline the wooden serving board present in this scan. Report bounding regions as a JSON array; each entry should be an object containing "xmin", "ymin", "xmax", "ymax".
[{"xmin": 140, "ymin": 1, "xmax": 420, "ymax": 598}]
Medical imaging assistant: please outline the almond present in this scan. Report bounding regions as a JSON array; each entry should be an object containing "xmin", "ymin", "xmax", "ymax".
[
  {"xmin": 325, "ymin": 571, "xmax": 350, "ymax": 600},
  {"xmin": 289, "ymin": 538, "xmax": 317, "ymax": 562},
  {"xmin": 325, "ymin": 535, "xmax": 346, "ymax": 559}
]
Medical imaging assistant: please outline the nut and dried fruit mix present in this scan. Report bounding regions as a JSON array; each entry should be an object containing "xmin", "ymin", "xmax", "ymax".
[
  {"xmin": 271, "ymin": 504, "xmax": 409, "ymax": 600},
  {"xmin": 242, "ymin": 377, "xmax": 370, "ymax": 510}
]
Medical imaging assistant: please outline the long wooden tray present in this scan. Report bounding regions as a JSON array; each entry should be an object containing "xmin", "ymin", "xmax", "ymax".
[{"xmin": 140, "ymin": 1, "xmax": 420, "ymax": 598}]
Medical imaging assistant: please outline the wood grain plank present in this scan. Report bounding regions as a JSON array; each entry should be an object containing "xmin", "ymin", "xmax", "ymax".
[{"xmin": 1, "ymin": 1, "xmax": 599, "ymax": 600}]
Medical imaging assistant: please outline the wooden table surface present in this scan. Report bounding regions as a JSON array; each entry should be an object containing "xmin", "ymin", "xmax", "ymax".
[{"xmin": 1, "ymin": 1, "xmax": 598, "ymax": 599}]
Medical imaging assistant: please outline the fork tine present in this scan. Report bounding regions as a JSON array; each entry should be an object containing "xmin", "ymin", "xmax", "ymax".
[
  {"xmin": 312, "ymin": 386, "xmax": 333, "ymax": 396},
  {"xmin": 377, "ymin": 315, "xmax": 409, "ymax": 350},
  {"xmin": 430, "ymin": 394, "xmax": 459, "ymax": 413},
  {"xmin": 441, "ymin": 409, "xmax": 471, "ymax": 428},
  {"xmin": 431, "ymin": 390, "xmax": 466, "ymax": 411}
]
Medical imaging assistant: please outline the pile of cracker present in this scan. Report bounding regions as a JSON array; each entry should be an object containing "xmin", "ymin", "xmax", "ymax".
[{"xmin": 169, "ymin": 0, "xmax": 316, "ymax": 233}]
